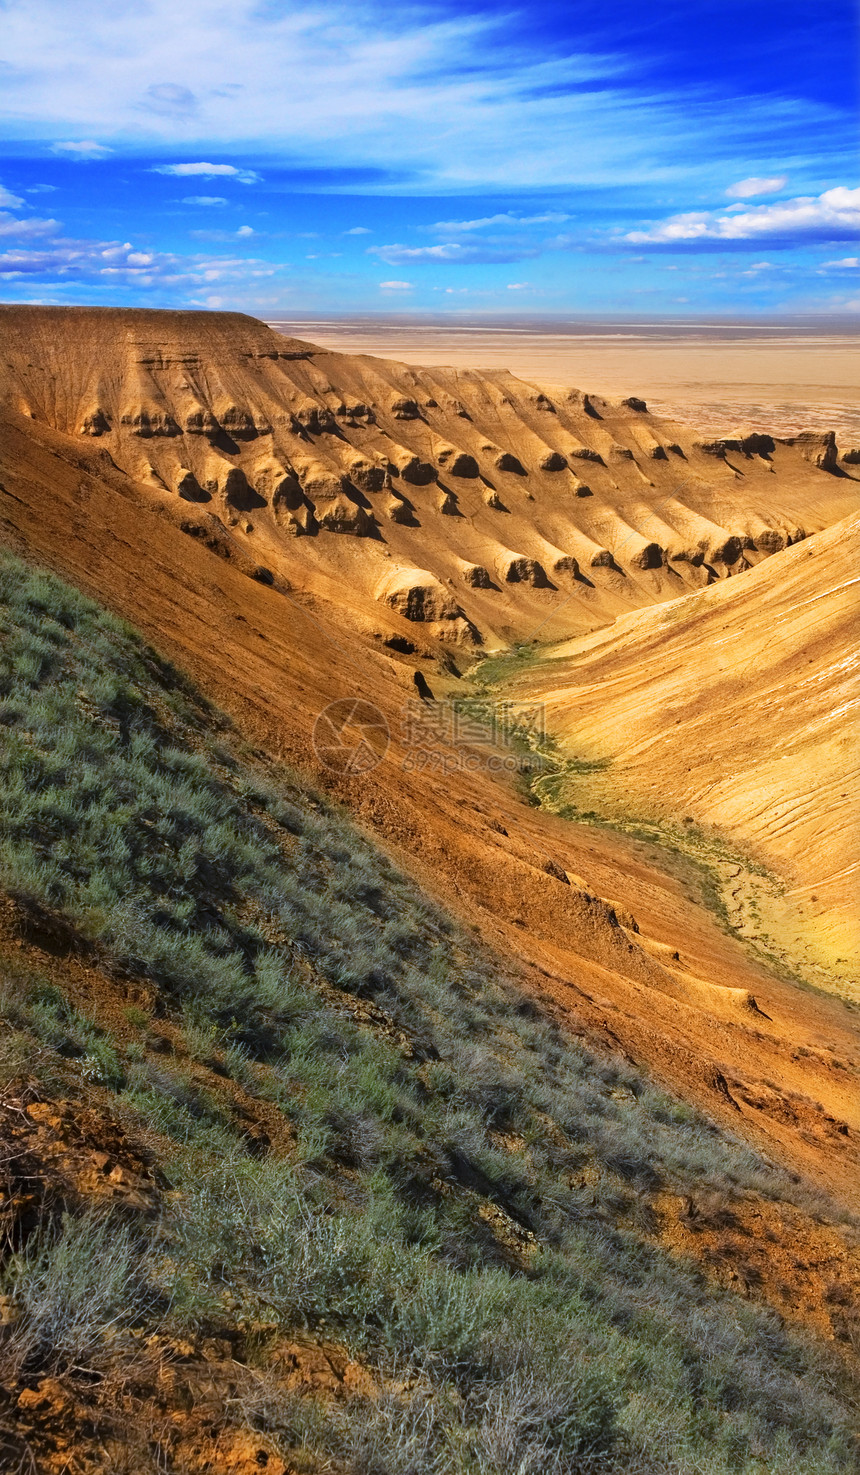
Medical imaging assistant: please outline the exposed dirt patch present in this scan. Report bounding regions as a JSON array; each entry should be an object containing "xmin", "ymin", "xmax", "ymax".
[
  {"xmin": 0, "ymin": 1087, "xmax": 160, "ymax": 1242},
  {"xmin": 654, "ymin": 1191, "xmax": 860, "ymax": 1348}
]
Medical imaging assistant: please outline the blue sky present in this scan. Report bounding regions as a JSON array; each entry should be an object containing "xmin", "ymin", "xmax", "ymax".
[{"xmin": 0, "ymin": 0, "xmax": 857, "ymax": 315}]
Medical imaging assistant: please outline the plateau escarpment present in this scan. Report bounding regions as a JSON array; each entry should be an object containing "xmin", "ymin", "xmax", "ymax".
[{"xmin": 0, "ymin": 306, "xmax": 855, "ymax": 658}]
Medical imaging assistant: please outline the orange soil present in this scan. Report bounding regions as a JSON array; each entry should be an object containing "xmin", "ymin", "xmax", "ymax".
[{"xmin": 2, "ymin": 309, "xmax": 860, "ymax": 1465}]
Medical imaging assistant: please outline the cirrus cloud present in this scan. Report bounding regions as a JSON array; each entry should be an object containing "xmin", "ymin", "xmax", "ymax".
[
  {"xmin": 0, "ymin": 0, "xmax": 847, "ymax": 195},
  {"xmin": 143, "ymin": 83, "xmax": 197, "ymax": 116},
  {"xmin": 430, "ymin": 211, "xmax": 572, "ymax": 233},
  {"xmin": 371, "ymin": 240, "xmax": 539, "ymax": 265}
]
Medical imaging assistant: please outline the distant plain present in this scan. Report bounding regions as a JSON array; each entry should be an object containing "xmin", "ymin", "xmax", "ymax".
[{"xmin": 270, "ymin": 316, "xmax": 860, "ymax": 440}]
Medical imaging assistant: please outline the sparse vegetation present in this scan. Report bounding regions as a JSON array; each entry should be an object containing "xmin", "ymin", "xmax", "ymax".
[
  {"xmin": 461, "ymin": 650, "xmax": 852, "ymax": 999},
  {"xmin": 1, "ymin": 550, "xmax": 858, "ymax": 1472}
]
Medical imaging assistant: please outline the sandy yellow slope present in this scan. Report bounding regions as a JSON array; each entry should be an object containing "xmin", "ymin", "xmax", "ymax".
[{"xmin": 513, "ymin": 515, "xmax": 860, "ymax": 992}]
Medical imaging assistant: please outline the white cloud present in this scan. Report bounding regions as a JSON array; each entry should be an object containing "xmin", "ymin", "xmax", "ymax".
[
  {"xmin": 507, "ymin": 281, "xmax": 531, "ymax": 289},
  {"xmin": 344, "ymin": 226, "xmax": 371, "ymax": 235},
  {"xmin": 181, "ymin": 195, "xmax": 227, "ymax": 206},
  {"xmin": 373, "ymin": 243, "xmax": 465, "ymax": 262},
  {"xmin": 379, "ymin": 279, "xmax": 412, "ymax": 290},
  {"xmin": 822, "ymin": 255, "xmax": 859, "ymax": 267},
  {"xmin": 154, "ymin": 162, "xmax": 260, "ymax": 183},
  {"xmin": 626, "ymin": 186, "xmax": 860, "ymax": 243},
  {"xmin": 0, "ymin": 184, "xmax": 25, "ymax": 208},
  {"xmin": 725, "ymin": 175, "xmax": 788, "ymax": 199},
  {"xmin": 0, "ymin": 235, "xmax": 290, "ymax": 292},
  {"xmin": 0, "ymin": 212, "xmax": 60, "ymax": 237},
  {"xmin": 0, "ymin": 198, "xmax": 290, "ymax": 294},
  {"xmin": 190, "ymin": 226, "xmax": 264, "ymax": 241},
  {"xmin": 143, "ymin": 83, "xmax": 197, "ymax": 115},
  {"xmin": 740, "ymin": 260, "xmax": 783, "ymax": 276},
  {"xmin": 52, "ymin": 140, "xmax": 111, "ymax": 157}
]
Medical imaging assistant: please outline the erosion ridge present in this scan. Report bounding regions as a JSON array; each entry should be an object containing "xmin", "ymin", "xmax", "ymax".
[{"xmin": 0, "ymin": 306, "xmax": 858, "ymax": 1217}]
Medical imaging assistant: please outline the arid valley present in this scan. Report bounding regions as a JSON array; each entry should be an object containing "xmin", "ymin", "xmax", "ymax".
[{"xmin": 0, "ymin": 302, "xmax": 857, "ymax": 1472}]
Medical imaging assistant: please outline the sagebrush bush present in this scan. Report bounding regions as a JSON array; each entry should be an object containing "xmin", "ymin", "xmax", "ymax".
[{"xmin": 0, "ymin": 1212, "xmax": 153, "ymax": 1381}]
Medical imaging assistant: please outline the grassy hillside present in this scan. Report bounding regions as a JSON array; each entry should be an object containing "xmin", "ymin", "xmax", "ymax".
[{"xmin": 0, "ymin": 550, "xmax": 858, "ymax": 1474}]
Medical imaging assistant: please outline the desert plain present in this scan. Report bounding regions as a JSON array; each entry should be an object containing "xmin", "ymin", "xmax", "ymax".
[{"xmin": 272, "ymin": 315, "xmax": 860, "ymax": 437}]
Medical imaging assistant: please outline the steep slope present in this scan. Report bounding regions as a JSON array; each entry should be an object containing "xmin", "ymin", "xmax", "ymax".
[
  {"xmin": 1, "ymin": 306, "xmax": 856, "ymax": 656},
  {"xmin": 509, "ymin": 515, "xmax": 860, "ymax": 996},
  {"xmin": 0, "ymin": 308, "xmax": 858, "ymax": 1212},
  {"xmin": 2, "ymin": 553, "xmax": 858, "ymax": 1474}
]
